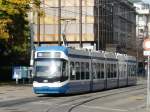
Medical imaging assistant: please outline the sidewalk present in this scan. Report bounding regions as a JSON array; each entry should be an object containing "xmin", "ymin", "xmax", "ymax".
[{"xmin": 0, "ymin": 84, "xmax": 36, "ymax": 102}]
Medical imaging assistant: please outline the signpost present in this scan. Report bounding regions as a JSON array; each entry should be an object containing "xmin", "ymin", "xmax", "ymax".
[
  {"xmin": 143, "ymin": 38, "xmax": 150, "ymax": 111},
  {"xmin": 13, "ymin": 66, "xmax": 31, "ymax": 84}
]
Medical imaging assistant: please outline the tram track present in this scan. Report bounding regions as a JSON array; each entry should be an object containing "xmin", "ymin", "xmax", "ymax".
[
  {"xmin": 0, "ymin": 84, "xmax": 146, "ymax": 110},
  {"xmin": 45, "ymin": 84, "xmax": 146, "ymax": 112}
]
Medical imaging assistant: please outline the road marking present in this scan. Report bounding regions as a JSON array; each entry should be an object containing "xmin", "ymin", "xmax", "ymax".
[{"xmin": 81, "ymin": 105, "xmax": 128, "ymax": 112}]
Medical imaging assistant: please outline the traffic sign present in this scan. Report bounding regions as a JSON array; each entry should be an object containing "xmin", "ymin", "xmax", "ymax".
[
  {"xmin": 144, "ymin": 51, "xmax": 150, "ymax": 56},
  {"xmin": 143, "ymin": 38, "xmax": 150, "ymax": 50}
]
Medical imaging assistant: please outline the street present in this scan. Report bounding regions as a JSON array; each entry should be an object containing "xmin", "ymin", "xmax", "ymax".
[{"xmin": 0, "ymin": 79, "xmax": 147, "ymax": 112}]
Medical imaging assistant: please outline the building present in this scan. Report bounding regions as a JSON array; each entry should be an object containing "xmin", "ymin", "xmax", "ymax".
[
  {"xmin": 30, "ymin": 0, "xmax": 136, "ymax": 54},
  {"xmin": 134, "ymin": 2, "xmax": 150, "ymax": 60},
  {"xmin": 32, "ymin": 0, "xmax": 97, "ymax": 48},
  {"xmin": 112, "ymin": 0, "xmax": 136, "ymax": 54},
  {"xmin": 97, "ymin": 0, "xmax": 113, "ymax": 51}
]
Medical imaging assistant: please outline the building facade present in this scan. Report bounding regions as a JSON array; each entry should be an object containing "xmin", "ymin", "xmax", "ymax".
[
  {"xmin": 134, "ymin": 2, "xmax": 150, "ymax": 60},
  {"xmin": 113, "ymin": 0, "xmax": 136, "ymax": 54},
  {"xmin": 31, "ymin": 0, "xmax": 136, "ymax": 53}
]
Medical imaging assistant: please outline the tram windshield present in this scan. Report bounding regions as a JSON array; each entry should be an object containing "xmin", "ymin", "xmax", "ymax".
[{"xmin": 34, "ymin": 59, "xmax": 68, "ymax": 82}]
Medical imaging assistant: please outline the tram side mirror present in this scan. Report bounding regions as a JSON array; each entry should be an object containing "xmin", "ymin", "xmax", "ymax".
[{"xmin": 72, "ymin": 69, "xmax": 76, "ymax": 76}]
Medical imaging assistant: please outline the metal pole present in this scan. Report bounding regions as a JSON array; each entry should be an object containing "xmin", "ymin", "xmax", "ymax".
[
  {"xmin": 145, "ymin": 15, "xmax": 149, "ymax": 38},
  {"xmin": 97, "ymin": 1, "xmax": 100, "ymax": 50},
  {"xmin": 37, "ymin": 4, "xmax": 40, "ymax": 46},
  {"xmin": 43, "ymin": 0, "xmax": 45, "ymax": 41},
  {"xmin": 136, "ymin": 16, "xmax": 139, "ymax": 79},
  {"xmin": 147, "ymin": 56, "xmax": 150, "ymax": 111},
  {"xmin": 79, "ymin": 0, "xmax": 82, "ymax": 48},
  {"xmin": 58, "ymin": 0, "xmax": 61, "ymax": 46}
]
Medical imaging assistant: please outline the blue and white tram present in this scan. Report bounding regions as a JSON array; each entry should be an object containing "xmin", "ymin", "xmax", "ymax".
[{"xmin": 33, "ymin": 46, "xmax": 137, "ymax": 94}]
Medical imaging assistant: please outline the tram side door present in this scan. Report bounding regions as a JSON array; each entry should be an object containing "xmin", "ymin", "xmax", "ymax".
[{"xmin": 89, "ymin": 53, "xmax": 94, "ymax": 91}]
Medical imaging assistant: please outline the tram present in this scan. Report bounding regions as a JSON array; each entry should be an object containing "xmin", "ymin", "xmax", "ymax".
[{"xmin": 32, "ymin": 46, "xmax": 136, "ymax": 94}]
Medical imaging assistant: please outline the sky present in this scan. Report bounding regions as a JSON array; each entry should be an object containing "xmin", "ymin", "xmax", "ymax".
[{"xmin": 143, "ymin": 0, "xmax": 150, "ymax": 4}]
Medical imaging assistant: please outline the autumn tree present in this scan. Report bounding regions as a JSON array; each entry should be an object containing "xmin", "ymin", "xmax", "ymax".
[{"xmin": 0, "ymin": 0, "xmax": 31, "ymax": 65}]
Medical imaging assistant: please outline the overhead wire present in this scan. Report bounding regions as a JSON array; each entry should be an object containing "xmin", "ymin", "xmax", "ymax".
[{"xmin": 39, "ymin": 2, "xmax": 136, "ymax": 18}]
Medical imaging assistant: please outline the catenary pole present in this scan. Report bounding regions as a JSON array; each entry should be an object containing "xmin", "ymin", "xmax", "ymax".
[
  {"xmin": 147, "ymin": 56, "xmax": 150, "ymax": 111},
  {"xmin": 79, "ymin": 0, "xmax": 82, "ymax": 48},
  {"xmin": 58, "ymin": 0, "xmax": 61, "ymax": 46}
]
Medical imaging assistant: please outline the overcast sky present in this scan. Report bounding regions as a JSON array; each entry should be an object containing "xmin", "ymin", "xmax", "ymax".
[{"xmin": 143, "ymin": 0, "xmax": 150, "ymax": 3}]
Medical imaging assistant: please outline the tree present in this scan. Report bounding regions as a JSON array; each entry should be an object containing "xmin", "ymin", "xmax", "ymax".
[
  {"xmin": 129, "ymin": 0, "xmax": 142, "ymax": 3},
  {"xmin": 0, "ymin": 0, "xmax": 31, "ymax": 65}
]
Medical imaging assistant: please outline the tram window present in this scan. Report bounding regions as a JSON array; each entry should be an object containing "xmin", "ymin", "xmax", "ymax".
[
  {"xmin": 114, "ymin": 64, "xmax": 117, "ymax": 78},
  {"xmin": 111, "ymin": 64, "xmax": 114, "ymax": 78},
  {"xmin": 85, "ymin": 63, "xmax": 89, "ymax": 79},
  {"xmin": 81, "ymin": 62, "xmax": 85, "ymax": 80},
  {"xmin": 131, "ymin": 65, "xmax": 136, "ymax": 77},
  {"xmin": 109, "ymin": 64, "xmax": 112, "ymax": 78},
  {"xmin": 127, "ymin": 65, "xmax": 130, "ymax": 77},
  {"xmin": 120, "ymin": 64, "xmax": 124, "ymax": 78},
  {"xmin": 130, "ymin": 65, "xmax": 132, "ymax": 77},
  {"xmin": 61, "ymin": 61, "xmax": 68, "ymax": 81},
  {"xmin": 107, "ymin": 64, "xmax": 111, "ymax": 78},
  {"xmin": 75, "ymin": 62, "xmax": 80, "ymax": 80},
  {"xmin": 96, "ymin": 63, "xmax": 100, "ymax": 79},
  {"xmin": 101, "ymin": 64, "xmax": 104, "ymax": 79},
  {"xmin": 70, "ymin": 62, "xmax": 76, "ymax": 80},
  {"xmin": 131, "ymin": 65, "xmax": 133, "ymax": 77},
  {"xmin": 92, "ymin": 63, "xmax": 97, "ymax": 79},
  {"xmin": 101, "ymin": 72, "xmax": 104, "ymax": 78},
  {"xmin": 106, "ymin": 64, "xmax": 108, "ymax": 78},
  {"xmin": 98, "ymin": 63, "xmax": 101, "ymax": 79},
  {"xmin": 134, "ymin": 65, "xmax": 136, "ymax": 77},
  {"xmin": 129, "ymin": 65, "xmax": 132, "ymax": 77}
]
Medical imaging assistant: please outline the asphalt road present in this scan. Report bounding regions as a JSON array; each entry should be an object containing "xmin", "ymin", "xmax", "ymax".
[{"xmin": 0, "ymin": 80, "xmax": 148, "ymax": 112}]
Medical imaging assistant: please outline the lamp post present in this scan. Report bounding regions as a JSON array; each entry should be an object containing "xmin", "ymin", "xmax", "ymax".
[{"xmin": 79, "ymin": 0, "xmax": 82, "ymax": 48}]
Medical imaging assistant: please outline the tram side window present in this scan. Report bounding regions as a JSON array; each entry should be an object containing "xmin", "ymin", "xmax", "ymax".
[
  {"xmin": 111, "ymin": 64, "xmax": 114, "ymax": 78},
  {"xmin": 119, "ymin": 64, "xmax": 123, "ymax": 78},
  {"xmin": 92, "ymin": 63, "xmax": 97, "ymax": 79},
  {"xmin": 97, "ymin": 63, "xmax": 100, "ymax": 79},
  {"xmin": 134, "ymin": 65, "xmax": 136, "ymax": 77},
  {"xmin": 130, "ymin": 65, "xmax": 133, "ymax": 77},
  {"xmin": 109, "ymin": 64, "xmax": 112, "ymax": 78},
  {"xmin": 101, "ymin": 63, "xmax": 104, "ymax": 79},
  {"xmin": 85, "ymin": 62, "xmax": 90, "ymax": 79},
  {"xmin": 129, "ymin": 65, "xmax": 131, "ymax": 77},
  {"xmin": 124, "ymin": 64, "xmax": 126, "ymax": 77},
  {"xmin": 127, "ymin": 65, "xmax": 130, "ymax": 77},
  {"xmin": 61, "ymin": 61, "xmax": 68, "ymax": 81},
  {"xmin": 70, "ymin": 62, "xmax": 75, "ymax": 80},
  {"xmin": 107, "ymin": 64, "xmax": 111, "ymax": 78},
  {"xmin": 81, "ymin": 62, "xmax": 85, "ymax": 80},
  {"xmin": 106, "ymin": 64, "xmax": 108, "ymax": 78},
  {"xmin": 75, "ymin": 62, "xmax": 80, "ymax": 80},
  {"xmin": 131, "ymin": 65, "xmax": 136, "ymax": 77},
  {"xmin": 114, "ymin": 64, "xmax": 117, "ymax": 78},
  {"xmin": 130, "ymin": 65, "xmax": 132, "ymax": 77}
]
